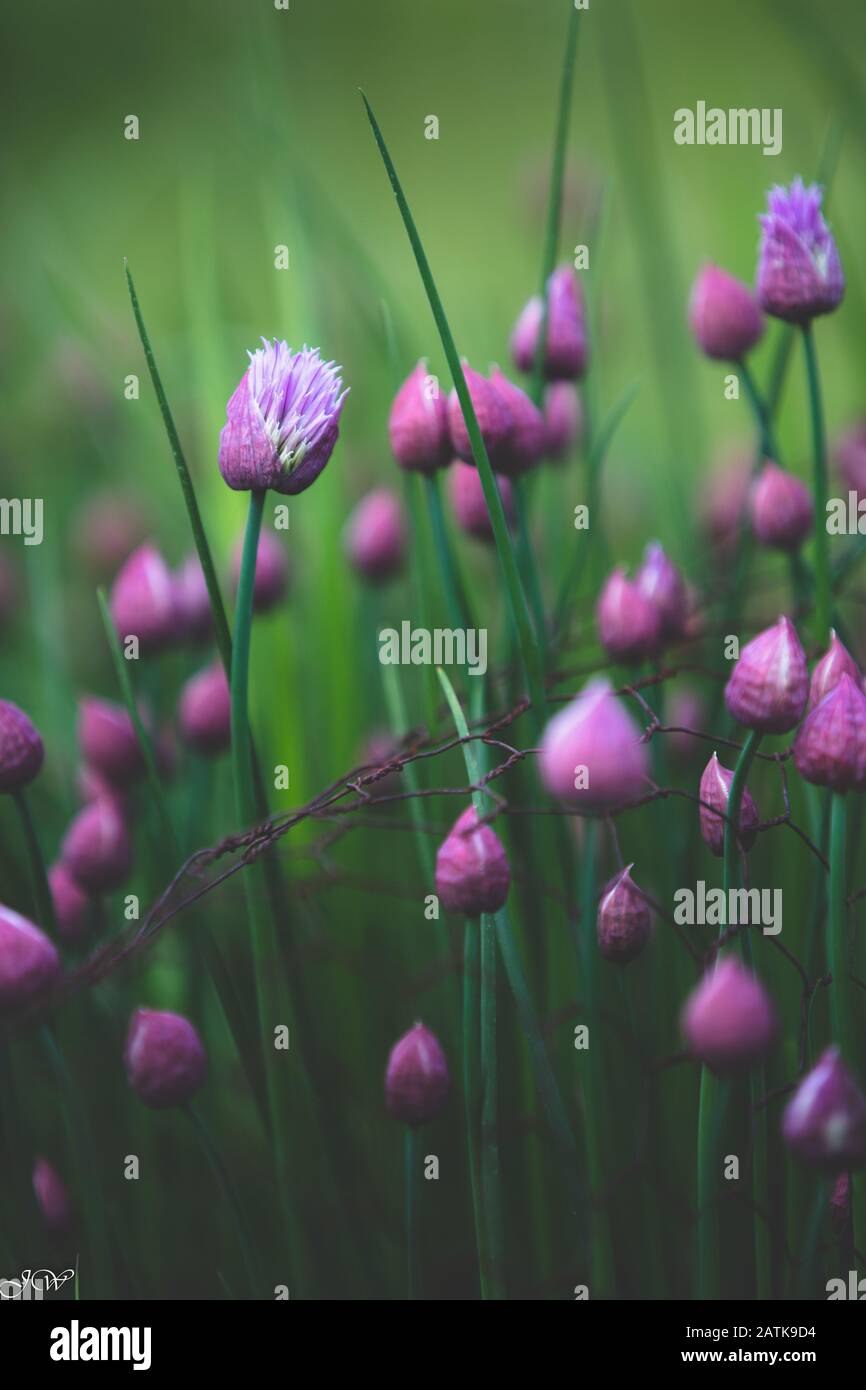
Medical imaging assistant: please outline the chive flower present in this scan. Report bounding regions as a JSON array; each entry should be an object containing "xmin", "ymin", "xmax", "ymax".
[
  {"xmin": 48, "ymin": 862, "xmax": 91, "ymax": 941},
  {"xmin": 724, "ymin": 615, "xmax": 808, "ymax": 733},
  {"xmin": 0, "ymin": 904, "xmax": 60, "ymax": 1011},
  {"xmin": 0, "ymin": 699, "xmax": 44, "ymax": 792},
  {"xmin": 33, "ymin": 1158, "xmax": 73, "ymax": 1234},
  {"xmin": 688, "ymin": 264, "xmax": 764, "ymax": 360},
  {"xmin": 792, "ymin": 673, "xmax": 866, "ymax": 793},
  {"xmin": 542, "ymin": 382, "xmax": 583, "ymax": 461},
  {"xmin": 434, "ymin": 806, "xmax": 510, "ymax": 917},
  {"xmin": 596, "ymin": 567, "xmax": 663, "ymax": 664},
  {"xmin": 807, "ymin": 631, "xmax": 860, "ymax": 712},
  {"xmin": 78, "ymin": 695, "xmax": 146, "ymax": 786},
  {"xmin": 539, "ymin": 677, "xmax": 650, "ymax": 813},
  {"xmin": 125, "ymin": 1007, "xmax": 208, "ymax": 1109},
  {"xmin": 597, "ymin": 865, "xmax": 651, "ymax": 965},
  {"xmin": 447, "ymin": 363, "xmax": 512, "ymax": 469},
  {"xmin": 635, "ymin": 541, "xmax": 688, "ymax": 644},
  {"xmin": 782, "ymin": 1047, "xmax": 866, "ymax": 1171},
  {"xmin": 178, "ymin": 662, "xmax": 232, "ymax": 757},
  {"xmin": 385, "ymin": 1021, "xmax": 450, "ymax": 1127},
  {"xmin": 681, "ymin": 956, "xmax": 776, "ymax": 1073},
  {"xmin": 749, "ymin": 462, "xmax": 813, "ymax": 551},
  {"xmin": 388, "ymin": 360, "xmax": 451, "ymax": 474},
  {"xmin": 757, "ymin": 179, "xmax": 844, "ymax": 324},
  {"xmin": 488, "ymin": 367, "xmax": 545, "ymax": 475},
  {"xmin": 343, "ymin": 488, "xmax": 407, "ymax": 584},
  {"xmin": 61, "ymin": 798, "xmax": 132, "ymax": 893},
  {"xmin": 698, "ymin": 752, "xmax": 759, "ymax": 858},
  {"xmin": 510, "ymin": 265, "xmax": 588, "ymax": 380},
  {"xmin": 448, "ymin": 460, "xmax": 515, "ymax": 543},
  {"xmin": 110, "ymin": 543, "xmax": 177, "ymax": 652}
]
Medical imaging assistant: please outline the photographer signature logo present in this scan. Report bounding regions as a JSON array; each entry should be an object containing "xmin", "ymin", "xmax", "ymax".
[{"xmin": 0, "ymin": 1267, "xmax": 75, "ymax": 1300}]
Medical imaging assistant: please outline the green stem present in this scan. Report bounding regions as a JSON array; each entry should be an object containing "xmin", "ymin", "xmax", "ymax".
[
  {"xmin": 696, "ymin": 1066, "xmax": 725, "ymax": 1299},
  {"xmin": 796, "ymin": 1180, "xmax": 830, "ymax": 1299},
  {"xmin": 424, "ymin": 472, "xmax": 473, "ymax": 631},
  {"xmin": 186, "ymin": 1103, "xmax": 259, "ymax": 1297},
  {"xmin": 480, "ymin": 910, "xmax": 506, "ymax": 1299},
  {"xmin": 231, "ymin": 491, "xmax": 265, "ymax": 829},
  {"xmin": 404, "ymin": 1126, "xmax": 420, "ymax": 1300},
  {"xmin": 737, "ymin": 357, "xmax": 778, "ymax": 462},
  {"xmin": 828, "ymin": 793, "xmax": 851, "ymax": 1060},
  {"xmin": 802, "ymin": 324, "xmax": 831, "ymax": 645},
  {"xmin": 463, "ymin": 922, "xmax": 484, "ymax": 1295},
  {"xmin": 12, "ymin": 789, "xmax": 57, "ymax": 936},
  {"xmin": 722, "ymin": 730, "xmax": 762, "ymax": 908}
]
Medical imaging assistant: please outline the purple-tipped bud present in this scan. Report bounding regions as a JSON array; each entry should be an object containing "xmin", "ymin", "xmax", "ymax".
[
  {"xmin": 388, "ymin": 361, "xmax": 451, "ymax": 474},
  {"xmin": 597, "ymin": 865, "xmax": 651, "ymax": 965},
  {"xmin": 178, "ymin": 662, "xmax": 231, "ymax": 757},
  {"xmin": 542, "ymin": 382, "xmax": 583, "ymax": 460},
  {"xmin": 33, "ymin": 1158, "xmax": 73, "ymax": 1234},
  {"xmin": 635, "ymin": 541, "xmax": 688, "ymax": 644},
  {"xmin": 510, "ymin": 265, "xmax": 588, "ymax": 380},
  {"xmin": 110, "ymin": 544, "xmax": 177, "ymax": 652},
  {"xmin": 448, "ymin": 460, "xmax": 515, "ymax": 543},
  {"xmin": 447, "ymin": 364, "xmax": 512, "ymax": 469},
  {"xmin": 488, "ymin": 368, "xmax": 545, "ymax": 476},
  {"xmin": 0, "ymin": 699, "xmax": 44, "ymax": 793},
  {"xmin": 782, "ymin": 1047, "xmax": 866, "ymax": 1171},
  {"xmin": 688, "ymin": 264, "xmax": 765, "ymax": 360},
  {"xmin": 681, "ymin": 956, "xmax": 777, "ymax": 1073},
  {"xmin": 724, "ymin": 615, "xmax": 808, "ymax": 733},
  {"xmin": 48, "ymin": 862, "xmax": 91, "ymax": 942},
  {"xmin": 836, "ymin": 421, "xmax": 866, "ymax": 500},
  {"xmin": 699, "ymin": 752, "xmax": 759, "ymax": 858},
  {"xmin": 124, "ymin": 1007, "xmax": 208, "ymax": 1109},
  {"xmin": 385, "ymin": 1021, "xmax": 449, "ymax": 1126},
  {"xmin": 218, "ymin": 340, "xmax": 347, "ymax": 495},
  {"xmin": 539, "ymin": 677, "xmax": 650, "ymax": 812},
  {"xmin": 61, "ymin": 799, "xmax": 132, "ymax": 893},
  {"xmin": 435, "ymin": 806, "xmax": 510, "ymax": 917},
  {"xmin": 793, "ymin": 673, "xmax": 866, "ymax": 793},
  {"xmin": 750, "ymin": 462, "xmax": 813, "ymax": 550},
  {"xmin": 596, "ymin": 567, "xmax": 663, "ymax": 664},
  {"xmin": 174, "ymin": 554, "xmax": 214, "ymax": 644},
  {"xmin": 343, "ymin": 488, "xmax": 406, "ymax": 583},
  {"xmin": 231, "ymin": 529, "xmax": 288, "ymax": 614},
  {"xmin": 757, "ymin": 178, "xmax": 844, "ymax": 324},
  {"xmin": 0, "ymin": 905, "xmax": 60, "ymax": 1011},
  {"xmin": 77, "ymin": 696, "xmax": 146, "ymax": 785},
  {"xmin": 808, "ymin": 631, "xmax": 860, "ymax": 712}
]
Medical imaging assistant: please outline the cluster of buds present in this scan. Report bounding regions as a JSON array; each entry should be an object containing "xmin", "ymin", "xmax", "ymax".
[{"xmin": 596, "ymin": 542, "xmax": 688, "ymax": 664}]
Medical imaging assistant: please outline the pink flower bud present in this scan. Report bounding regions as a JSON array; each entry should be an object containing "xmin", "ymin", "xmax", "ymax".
[
  {"xmin": 447, "ymin": 364, "xmax": 512, "ymax": 469},
  {"xmin": 596, "ymin": 567, "xmax": 663, "ymax": 664},
  {"xmin": 808, "ymin": 631, "xmax": 860, "ymax": 712},
  {"xmin": 48, "ymin": 862, "xmax": 91, "ymax": 942},
  {"xmin": 61, "ymin": 799, "xmax": 132, "ymax": 893},
  {"xmin": 388, "ymin": 361, "xmax": 451, "ymax": 474},
  {"xmin": 635, "ymin": 541, "xmax": 688, "ymax": 643},
  {"xmin": 688, "ymin": 264, "xmax": 764, "ymax": 360},
  {"xmin": 343, "ymin": 488, "xmax": 406, "ymax": 583},
  {"xmin": 542, "ymin": 382, "xmax": 583, "ymax": 460},
  {"xmin": 488, "ymin": 368, "xmax": 545, "ymax": 476},
  {"xmin": 836, "ymin": 421, "xmax": 866, "ymax": 500},
  {"xmin": 231, "ymin": 529, "xmax": 288, "ymax": 614},
  {"xmin": 757, "ymin": 179, "xmax": 844, "ymax": 324},
  {"xmin": 178, "ymin": 662, "xmax": 231, "ymax": 756},
  {"xmin": 77, "ymin": 696, "xmax": 146, "ymax": 785},
  {"xmin": 447, "ymin": 460, "xmax": 515, "ymax": 543},
  {"xmin": 385, "ymin": 1021, "xmax": 449, "ymax": 1126},
  {"xmin": 435, "ymin": 806, "xmax": 510, "ymax": 917},
  {"xmin": 110, "ymin": 543, "xmax": 177, "ymax": 652},
  {"xmin": 750, "ymin": 462, "xmax": 813, "ymax": 550},
  {"xmin": 700, "ymin": 457, "xmax": 751, "ymax": 555},
  {"xmin": 174, "ymin": 554, "xmax": 214, "ymax": 644},
  {"xmin": 793, "ymin": 673, "xmax": 866, "ymax": 793},
  {"xmin": 33, "ymin": 1158, "xmax": 73, "ymax": 1234},
  {"xmin": 681, "ymin": 956, "xmax": 777, "ymax": 1073},
  {"xmin": 0, "ymin": 905, "xmax": 60, "ymax": 1011},
  {"xmin": 125, "ymin": 1007, "xmax": 208, "ymax": 1109},
  {"xmin": 510, "ymin": 265, "xmax": 588, "ymax": 380},
  {"xmin": 698, "ymin": 752, "xmax": 759, "ymax": 857},
  {"xmin": 597, "ymin": 865, "xmax": 651, "ymax": 965},
  {"xmin": 539, "ymin": 677, "xmax": 650, "ymax": 812},
  {"xmin": 724, "ymin": 615, "xmax": 808, "ymax": 733},
  {"xmin": 0, "ymin": 699, "xmax": 44, "ymax": 793},
  {"xmin": 782, "ymin": 1047, "xmax": 866, "ymax": 1171}
]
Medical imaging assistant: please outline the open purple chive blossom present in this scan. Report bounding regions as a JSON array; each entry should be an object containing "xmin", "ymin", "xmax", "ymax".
[
  {"xmin": 793, "ymin": 674, "xmax": 866, "ymax": 793},
  {"xmin": 218, "ymin": 340, "xmax": 347, "ymax": 495},
  {"xmin": 33, "ymin": 1158, "xmax": 73, "ymax": 1234},
  {"xmin": 808, "ymin": 631, "xmax": 860, "ymax": 712},
  {"xmin": 78, "ymin": 696, "xmax": 146, "ymax": 785},
  {"xmin": 698, "ymin": 752, "xmax": 759, "ymax": 858},
  {"xmin": 388, "ymin": 361, "xmax": 451, "ymax": 474},
  {"xmin": 782, "ymin": 1048, "xmax": 866, "ymax": 1171},
  {"xmin": 231, "ymin": 529, "xmax": 288, "ymax": 614},
  {"xmin": 749, "ymin": 462, "xmax": 813, "ymax": 550},
  {"xmin": 173, "ymin": 554, "xmax": 214, "ymax": 644},
  {"xmin": 597, "ymin": 865, "xmax": 651, "ymax": 965},
  {"xmin": 178, "ymin": 662, "xmax": 231, "ymax": 757},
  {"xmin": 447, "ymin": 364, "xmax": 512, "ymax": 469},
  {"xmin": 836, "ymin": 421, "xmax": 866, "ymax": 500},
  {"xmin": 688, "ymin": 264, "xmax": 764, "ymax": 361},
  {"xmin": 448, "ymin": 460, "xmax": 515, "ymax": 543},
  {"xmin": 488, "ymin": 368, "xmax": 545, "ymax": 475},
  {"xmin": 596, "ymin": 567, "xmax": 663, "ymax": 664},
  {"xmin": 385, "ymin": 1022, "xmax": 450, "ymax": 1127},
  {"xmin": 125, "ymin": 1007, "xmax": 208, "ymax": 1109},
  {"xmin": 343, "ymin": 488, "xmax": 407, "ymax": 583},
  {"xmin": 757, "ymin": 179, "xmax": 844, "ymax": 324},
  {"xmin": 542, "ymin": 381, "xmax": 583, "ymax": 461},
  {"xmin": 510, "ymin": 265, "xmax": 588, "ymax": 380},
  {"xmin": 61, "ymin": 798, "xmax": 132, "ymax": 894},
  {"xmin": 435, "ymin": 806, "xmax": 510, "ymax": 917},
  {"xmin": 635, "ymin": 542, "xmax": 688, "ymax": 644},
  {"xmin": 681, "ymin": 957, "xmax": 776, "ymax": 1073},
  {"xmin": 0, "ymin": 905, "xmax": 60, "ymax": 1011},
  {"xmin": 0, "ymin": 699, "xmax": 44, "ymax": 793},
  {"xmin": 539, "ymin": 677, "xmax": 650, "ymax": 813},
  {"xmin": 110, "ymin": 543, "xmax": 177, "ymax": 652},
  {"xmin": 49, "ymin": 862, "xmax": 91, "ymax": 941},
  {"xmin": 724, "ymin": 616, "xmax": 808, "ymax": 733}
]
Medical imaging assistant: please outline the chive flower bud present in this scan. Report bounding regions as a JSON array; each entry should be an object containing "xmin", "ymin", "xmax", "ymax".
[
  {"xmin": 343, "ymin": 488, "xmax": 406, "ymax": 583},
  {"xmin": 33, "ymin": 1158, "xmax": 73, "ymax": 1234},
  {"xmin": 77, "ymin": 696, "xmax": 146, "ymax": 785},
  {"xmin": 699, "ymin": 752, "xmax": 759, "ymax": 857},
  {"xmin": 388, "ymin": 361, "xmax": 451, "ymax": 474},
  {"xmin": 724, "ymin": 615, "xmax": 808, "ymax": 733},
  {"xmin": 542, "ymin": 382, "xmax": 583, "ymax": 460},
  {"xmin": 539, "ymin": 677, "xmax": 650, "ymax": 813},
  {"xmin": 488, "ymin": 367, "xmax": 545, "ymax": 476},
  {"xmin": 385, "ymin": 1021, "xmax": 450, "ymax": 1126},
  {"xmin": 435, "ymin": 806, "xmax": 510, "ymax": 917},
  {"xmin": 635, "ymin": 541, "xmax": 688, "ymax": 644},
  {"xmin": 0, "ymin": 905, "xmax": 60, "ymax": 1011},
  {"xmin": 836, "ymin": 421, "xmax": 866, "ymax": 500},
  {"xmin": 174, "ymin": 554, "xmax": 214, "ymax": 644},
  {"xmin": 510, "ymin": 265, "xmax": 588, "ymax": 380},
  {"xmin": 793, "ymin": 673, "xmax": 866, "ymax": 793},
  {"xmin": 61, "ymin": 798, "xmax": 132, "ymax": 893},
  {"xmin": 808, "ymin": 631, "xmax": 860, "ymax": 712},
  {"xmin": 124, "ymin": 1007, "xmax": 208, "ymax": 1109},
  {"xmin": 681, "ymin": 956, "xmax": 776, "ymax": 1073},
  {"xmin": 596, "ymin": 567, "xmax": 663, "ymax": 664},
  {"xmin": 688, "ymin": 264, "xmax": 764, "ymax": 360},
  {"xmin": 448, "ymin": 460, "xmax": 515, "ymax": 542},
  {"xmin": 48, "ymin": 862, "xmax": 91, "ymax": 941},
  {"xmin": 782, "ymin": 1047, "xmax": 866, "ymax": 1171},
  {"xmin": 447, "ymin": 364, "xmax": 512, "ymax": 469},
  {"xmin": 178, "ymin": 662, "xmax": 231, "ymax": 757},
  {"xmin": 597, "ymin": 865, "xmax": 651, "ymax": 965},
  {"xmin": 757, "ymin": 178, "xmax": 844, "ymax": 324},
  {"xmin": 110, "ymin": 543, "xmax": 177, "ymax": 652},
  {"xmin": 750, "ymin": 462, "xmax": 813, "ymax": 550},
  {"xmin": 0, "ymin": 699, "xmax": 44, "ymax": 793}
]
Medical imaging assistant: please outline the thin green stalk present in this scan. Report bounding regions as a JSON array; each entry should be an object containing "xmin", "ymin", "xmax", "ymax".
[
  {"xmin": 696, "ymin": 1066, "xmax": 724, "ymax": 1299},
  {"xmin": 186, "ymin": 1103, "xmax": 259, "ymax": 1297},
  {"xmin": 424, "ymin": 472, "xmax": 473, "ymax": 631},
  {"xmin": 802, "ymin": 324, "xmax": 831, "ymax": 645},
  {"xmin": 12, "ymin": 789, "xmax": 57, "ymax": 935},
  {"xmin": 828, "ymin": 794, "xmax": 851, "ymax": 1060},
  {"xmin": 723, "ymin": 730, "xmax": 763, "ymax": 905},
  {"xmin": 512, "ymin": 477, "xmax": 549, "ymax": 666},
  {"xmin": 463, "ymin": 922, "xmax": 484, "ymax": 1295},
  {"xmin": 480, "ymin": 910, "xmax": 506, "ymax": 1299},
  {"xmin": 404, "ymin": 1126, "xmax": 420, "ymax": 1300},
  {"xmin": 796, "ymin": 1180, "xmax": 830, "ymax": 1299},
  {"xmin": 362, "ymin": 94, "xmax": 545, "ymax": 721},
  {"xmin": 737, "ymin": 357, "xmax": 778, "ymax": 461}
]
